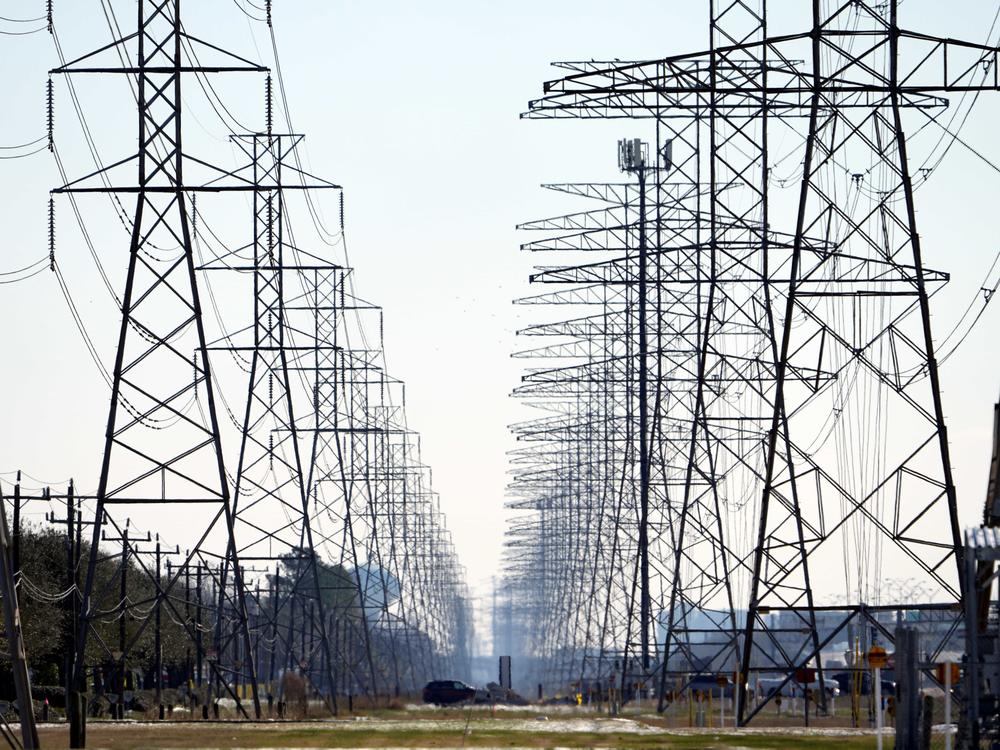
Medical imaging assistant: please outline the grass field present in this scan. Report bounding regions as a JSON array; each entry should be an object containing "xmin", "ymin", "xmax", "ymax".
[{"xmin": 33, "ymin": 710, "xmax": 894, "ymax": 749}]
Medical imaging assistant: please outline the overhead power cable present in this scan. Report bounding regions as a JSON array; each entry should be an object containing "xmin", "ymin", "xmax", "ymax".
[
  {"xmin": 0, "ymin": 24, "xmax": 46, "ymax": 35},
  {"xmin": 0, "ymin": 144, "xmax": 47, "ymax": 159},
  {"xmin": 0, "ymin": 14, "xmax": 46, "ymax": 23},
  {"xmin": 0, "ymin": 136, "xmax": 46, "ymax": 149},
  {"xmin": 0, "ymin": 256, "xmax": 48, "ymax": 278}
]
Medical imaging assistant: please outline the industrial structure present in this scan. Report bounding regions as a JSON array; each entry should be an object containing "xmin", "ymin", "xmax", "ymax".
[
  {"xmin": 4, "ymin": 0, "xmax": 1000, "ymax": 748},
  {"xmin": 1, "ymin": 1, "xmax": 471, "ymax": 744},
  {"xmin": 501, "ymin": 0, "xmax": 1000, "ymax": 727}
]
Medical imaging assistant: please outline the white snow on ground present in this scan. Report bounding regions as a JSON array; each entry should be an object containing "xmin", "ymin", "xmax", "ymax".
[
  {"xmin": 278, "ymin": 716, "xmax": 656, "ymax": 734},
  {"xmin": 279, "ymin": 715, "xmax": 906, "ymax": 737},
  {"xmin": 87, "ymin": 717, "xmax": 904, "ymax": 737}
]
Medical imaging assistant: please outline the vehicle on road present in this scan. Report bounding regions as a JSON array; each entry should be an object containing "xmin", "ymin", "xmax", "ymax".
[
  {"xmin": 422, "ymin": 680, "xmax": 477, "ymax": 705},
  {"xmin": 680, "ymin": 674, "xmax": 743, "ymax": 699},
  {"xmin": 757, "ymin": 675, "xmax": 841, "ymax": 698},
  {"xmin": 830, "ymin": 671, "xmax": 896, "ymax": 697}
]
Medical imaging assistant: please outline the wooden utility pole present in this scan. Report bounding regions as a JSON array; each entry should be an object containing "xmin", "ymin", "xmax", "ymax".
[
  {"xmin": 100, "ymin": 523, "xmax": 153, "ymax": 720},
  {"xmin": 196, "ymin": 562, "xmax": 204, "ymax": 689},
  {"xmin": 270, "ymin": 566, "xmax": 280, "ymax": 693},
  {"xmin": 11, "ymin": 476, "xmax": 21, "ymax": 579},
  {"xmin": 131, "ymin": 533, "xmax": 177, "ymax": 721},
  {"xmin": 0, "ymin": 493, "xmax": 39, "ymax": 748},
  {"xmin": 117, "ymin": 526, "xmax": 129, "ymax": 720},
  {"xmin": 155, "ymin": 535, "xmax": 163, "ymax": 718},
  {"xmin": 65, "ymin": 484, "xmax": 76, "ymax": 713},
  {"xmin": 43, "ymin": 482, "xmax": 96, "ymax": 749}
]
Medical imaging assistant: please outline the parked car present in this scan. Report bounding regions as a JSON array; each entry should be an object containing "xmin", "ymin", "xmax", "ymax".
[
  {"xmin": 683, "ymin": 674, "xmax": 741, "ymax": 699},
  {"xmin": 757, "ymin": 675, "xmax": 840, "ymax": 698},
  {"xmin": 422, "ymin": 680, "xmax": 477, "ymax": 705},
  {"xmin": 831, "ymin": 671, "xmax": 896, "ymax": 697}
]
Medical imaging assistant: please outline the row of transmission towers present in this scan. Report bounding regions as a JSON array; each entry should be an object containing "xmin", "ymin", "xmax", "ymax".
[
  {"xmin": 4, "ymin": 1, "xmax": 472, "ymax": 739},
  {"xmin": 501, "ymin": 0, "xmax": 1000, "ymax": 723}
]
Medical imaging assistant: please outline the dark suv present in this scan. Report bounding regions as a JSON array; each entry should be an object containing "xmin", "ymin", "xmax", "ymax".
[
  {"xmin": 422, "ymin": 680, "xmax": 476, "ymax": 705},
  {"xmin": 831, "ymin": 671, "xmax": 896, "ymax": 697}
]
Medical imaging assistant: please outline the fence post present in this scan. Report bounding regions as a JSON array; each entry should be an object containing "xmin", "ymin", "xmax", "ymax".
[
  {"xmin": 919, "ymin": 694, "xmax": 933, "ymax": 750},
  {"xmin": 894, "ymin": 626, "xmax": 920, "ymax": 750}
]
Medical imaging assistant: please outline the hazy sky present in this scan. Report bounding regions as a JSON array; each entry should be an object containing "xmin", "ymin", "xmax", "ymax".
[{"xmin": 3, "ymin": 1, "xmax": 1000, "ymax": 622}]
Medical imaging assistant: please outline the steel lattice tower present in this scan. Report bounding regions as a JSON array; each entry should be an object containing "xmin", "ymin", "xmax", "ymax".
[
  {"xmin": 37, "ymin": 2, "xmax": 473, "ymax": 732},
  {"xmin": 201, "ymin": 130, "xmax": 343, "ymax": 708},
  {"xmin": 507, "ymin": 0, "xmax": 1000, "ymax": 722},
  {"xmin": 52, "ymin": 0, "xmax": 269, "ymax": 725}
]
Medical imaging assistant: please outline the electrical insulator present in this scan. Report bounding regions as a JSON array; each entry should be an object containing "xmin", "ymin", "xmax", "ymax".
[
  {"xmin": 46, "ymin": 78, "xmax": 55, "ymax": 152},
  {"xmin": 265, "ymin": 75, "xmax": 273, "ymax": 135},
  {"xmin": 47, "ymin": 0, "xmax": 53, "ymax": 34},
  {"xmin": 48, "ymin": 197, "xmax": 55, "ymax": 271},
  {"xmin": 267, "ymin": 198, "xmax": 275, "ymax": 260}
]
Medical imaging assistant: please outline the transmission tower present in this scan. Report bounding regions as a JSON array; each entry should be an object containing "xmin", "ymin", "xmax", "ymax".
[
  {"xmin": 27, "ymin": 0, "xmax": 472, "ymax": 729},
  {"xmin": 200, "ymin": 127, "xmax": 343, "ymax": 708},
  {"xmin": 510, "ymin": 0, "xmax": 1000, "ymax": 724},
  {"xmin": 51, "ymin": 0, "xmax": 268, "ymax": 727}
]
